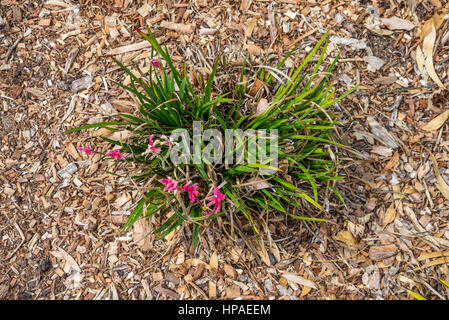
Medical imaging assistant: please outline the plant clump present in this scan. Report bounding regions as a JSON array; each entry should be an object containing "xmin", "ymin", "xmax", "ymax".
[{"xmin": 66, "ymin": 28, "xmax": 356, "ymax": 247}]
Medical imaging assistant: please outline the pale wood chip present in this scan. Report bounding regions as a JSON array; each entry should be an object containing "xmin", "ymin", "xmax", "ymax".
[
  {"xmin": 106, "ymin": 41, "xmax": 152, "ymax": 56},
  {"xmin": 160, "ymin": 21, "xmax": 195, "ymax": 33}
]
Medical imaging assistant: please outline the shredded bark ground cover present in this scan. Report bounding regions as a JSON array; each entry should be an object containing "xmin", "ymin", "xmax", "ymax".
[{"xmin": 1, "ymin": 0, "xmax": 449, "ymax": 300}]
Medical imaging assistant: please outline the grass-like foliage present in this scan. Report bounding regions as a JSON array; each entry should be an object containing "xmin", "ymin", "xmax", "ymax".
[{"xmin": 66, "ymin": 28, "xmax": 356, "ymax": 247}]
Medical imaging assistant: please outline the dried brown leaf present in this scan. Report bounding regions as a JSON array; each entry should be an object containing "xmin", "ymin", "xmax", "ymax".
[
  {"xmin": 255, "ymin": 242, "xmax": 271, "ymax": 266},
  {"xmin": 245, "ymin": 17, "xmax": 258, "ymax": 39},
  {"xmin": 421, "ymin": 110, "xmax": 449, "ymax": 131},
  {"xmin": 381, "ymin": 17, "xmax": 415, "ymax": 31},
  {"xmin": 415, "ymin": 46, "xmax": 427, "ymax": 78},
  {"xmin": 382, "ymin": 202, "xmax": 396, "ymax": 226},
  {"xmin": 421, "ymin": 9, "xmax": 448, "ymax": 39},
  {"xmin": 417, "ymin": 250, "xmax": 449, "ymax": 261},
  {"xmin": 209, "ymin": 251, "xmax": 218, "ymax": 270},
  {"xmin": 282, "ymin": 273, "xmax": 317, "ymax": 289},
  {"xmin": 300, "ymin": 285, "xmax": 312, "ymax": 297},
  {"xmin": 431, "ymin": 153, "xmax": 449, "ymax": 201},
  {"xmin": 415, "ymin": 257, "xmax": 449, "ymax": 270},
  {"xmin": 422, "ymin": 24, "xmax": 445, "ymax": 89},
  {"xmin": 333, "ymin": 230, "xmax": 358, "ymax": 246},
  {"xmin": 208, "ymin": 281, "xmax": 217, "ymax": 298}
]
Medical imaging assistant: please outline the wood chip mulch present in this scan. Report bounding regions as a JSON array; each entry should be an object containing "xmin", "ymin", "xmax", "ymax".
[{"xmin": 1, "ymin": 0, "xmax": 449, "ymax": 300}]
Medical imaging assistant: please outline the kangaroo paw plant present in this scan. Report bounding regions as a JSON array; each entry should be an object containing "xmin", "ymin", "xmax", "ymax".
[{"xmin": 66, "ymin": 27, "xmax": 356, "ymax": 248}]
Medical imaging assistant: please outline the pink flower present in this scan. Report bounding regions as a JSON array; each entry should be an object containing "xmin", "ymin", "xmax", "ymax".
[
  {"xmin": 205, "ymin": 186, "xmax": 225, "ymax": 216},
  {"xmin": 213, "ymin": 186, "xmax": 225, "ymax": 201},
  {"xmin": 163, "ymin": 139, "xmax": 173, "ymax": 146},
  {"xmin": 106, "ymin": 149, "xmax": 124, "ymax": 160},
  {"xmin": 181, "ymin": 182, "xmax": 200, "ymax": 203},
  {"xmin": 78, "ymin": 145, "xmax": 93, "ymax": 155},
  {"xmin": 159, "ymin": 176, "xmax": 178, "ymax": 193},
  {"xmin": 150, "ymin": 59, "xmax": 162, "ymax": 70},
  {"xmin": 149, "ymin": 135, "xmax": 161, "ymax": 153}
]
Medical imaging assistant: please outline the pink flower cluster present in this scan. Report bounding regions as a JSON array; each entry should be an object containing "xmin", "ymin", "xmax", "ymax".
[
  {"xmin": 206, "ymin": 186, "xmax": 226, "ymax": 217},
  {"xmin": 145, "ymin": 135, "xmax": 173, "ymax": 155},
  {"xmin": 181, "ymin": 182, "xmax": 200, "ymax": 203},
  {"xmin": 148, "ymin": 135, "xmax": 161, "ymax": 153},
  {"xmin": 106, "ymin": 149, "xmax": 124, "ymax": 160},
  {"xmin": 150, "ymin": 59, "xmax": 162, "ymax": 70},
  {"xmin": 77, "ymin": 145, "xmax": 93, "ymax": 155},
  {"xmin": 78, "ymin": 134, "xmax": 169, "ymax": 161},
  {"xmin": 159, "ymin": 177, "xmax": 225, "ymax": 216},
  {"xmin": 159, "ymin": 176, "xmax": 178, "ymax": 192},
  {"xmin": 78, "ymin": 145, "xmax": 124, "ymax": 160}
]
